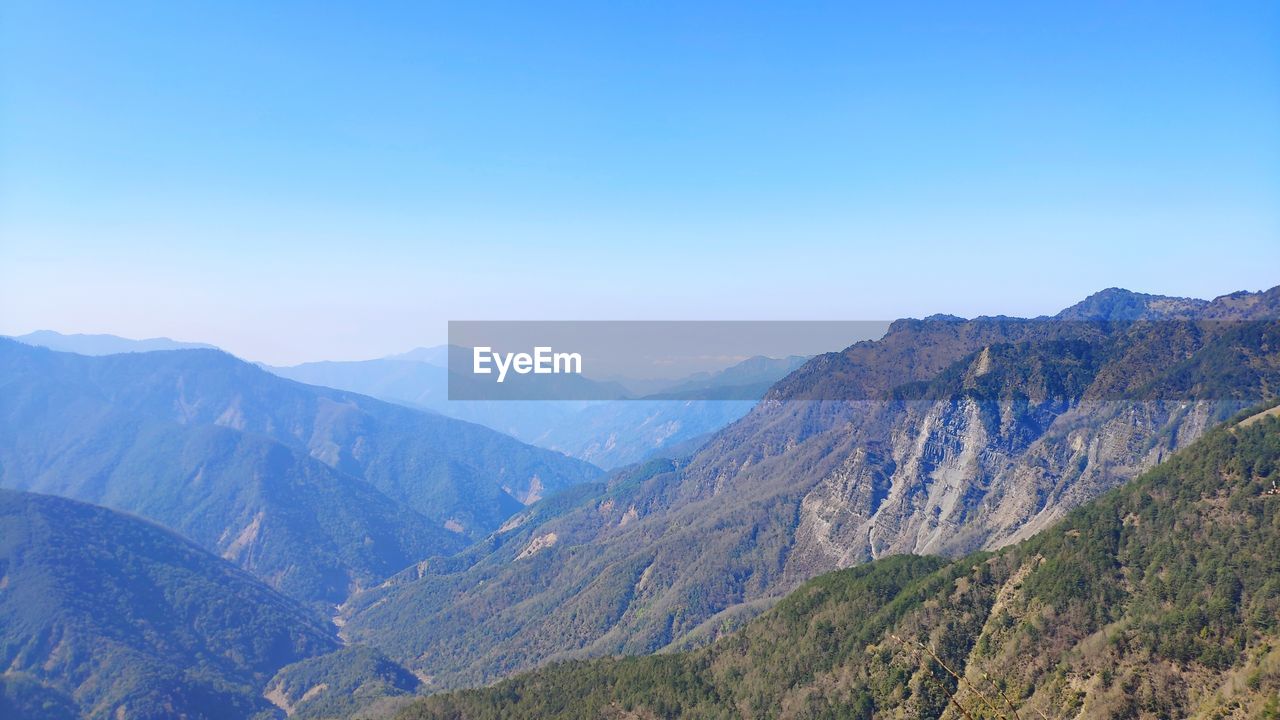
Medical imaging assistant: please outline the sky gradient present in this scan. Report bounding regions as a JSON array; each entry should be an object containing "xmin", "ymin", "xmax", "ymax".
[{"xmin": 2, "ymin": 1, "xmax": 1278, "ymax": 364}]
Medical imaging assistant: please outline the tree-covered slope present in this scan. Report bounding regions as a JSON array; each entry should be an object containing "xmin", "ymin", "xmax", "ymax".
[
  {"xmin": 264, "ymin": 646, "xmax": 422, "ymax": 720},
  {"xmin": 398, "ymin": 404, "xmax": 1280, "ymax": 719},
  {"xmin": 0, "ymin": 673, "xmax": 80, "ymax": 720},
  {"xmin": 0, "ymin": 489, "xmax": 338, "ymax": 720}
]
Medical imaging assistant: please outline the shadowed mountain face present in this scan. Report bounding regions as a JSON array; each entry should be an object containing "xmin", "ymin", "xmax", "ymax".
[
  {"xmin": 340, "ymin": 287, "xmax": 1280, "ymax": 689},
  {"xmin": 0, "ymin": 489, "xmax": 338, "ymax": 720},
  {"xmin": 0, "ymin": 339, "xmax": 600, "ymax": 607},
  {"xmin": 398, "ymin": 407, "xmax": 1280, "ymax": 719}
]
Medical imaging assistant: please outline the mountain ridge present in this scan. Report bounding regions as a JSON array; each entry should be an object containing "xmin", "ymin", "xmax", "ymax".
[
  {"xmin": 8, "ymin": 329, "xmax": 218, "ymax": 355},
  {"xmin": 340, "ymin": 286, "xmax": 1280, "ymax": 690}
]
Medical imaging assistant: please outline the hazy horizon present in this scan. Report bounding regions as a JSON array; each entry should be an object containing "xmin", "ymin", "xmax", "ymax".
[
  {"xmin": 5, "ymin": 280, "xmax": 1277, "ymax": 367},
  {"xmin": 3, "ymin": 2, "xmax": 1277, "ymax": 365}
]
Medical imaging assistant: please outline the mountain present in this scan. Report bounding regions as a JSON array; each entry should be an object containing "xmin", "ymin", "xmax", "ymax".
[
  {"xmin": 266, "ymin": 358, "xmax": 452, "ymax": 409},
  {"xmin": 385, "ymin": 345, "xmax": 450, "ymax": 366},
  {"xmin": 522, "ymin": 400, "xmax": 757, "ymax": 469},
  {"xmin": 0, "ymin": 489, "xmax": 338, "ymax": 720},
  {"xmin": 1051, "ymin": 287, "xmax": 1210, "ymax": 321},
  {"xmin": 0, "ymin": 340, "xmax": 599, "ymax": 607},
  {"xmin": 269, "ymin": 354, "xmax": 808, "ymax": 469},
  {"xmin": 339, "ymin": 286, "xmax": 1280, "ymax": 689},
  {"xmin": 397, "ymin": 402, "xmax": 1280, "ymax": 719},
  {"xmin": 518, "ymin": 356, "xmax": 808, "ymax": 468},
  {"xmin": 640, "ymin": 355, "xmax": 810, "ymax": 400},
  {"xmin": 9, "ymin": 329, "xmax": 217, "ymax": 355}
]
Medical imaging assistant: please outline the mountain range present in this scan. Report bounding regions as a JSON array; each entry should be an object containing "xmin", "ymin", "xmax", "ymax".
[
  {"xmin": 5, "ymin": 285, "xmax": 1279, "ymax": 719},
  {"xmin": 0, "ymin": 339, "xmax": 599, "ymax": 608},
  {"xmin": 339, "ymin": 287, "xmax": 1280, "ymax": 690},
  {"xmin": 7, "ymin": 330, "xmax": 217, "ymax": 355},
  {"xmin": 9, "ymin": 332, "xmax": 809, "ymax": 470}
]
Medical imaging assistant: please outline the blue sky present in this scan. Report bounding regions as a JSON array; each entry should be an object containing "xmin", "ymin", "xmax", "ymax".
[{"xmin": 2, "ymin": 1, "xmax": 1277, "ymax": 364}]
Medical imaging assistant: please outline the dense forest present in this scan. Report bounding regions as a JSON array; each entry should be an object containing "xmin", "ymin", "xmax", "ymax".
[{"xmin": 0, "ymin": 490, "xmax": 337, "ymax": 719}]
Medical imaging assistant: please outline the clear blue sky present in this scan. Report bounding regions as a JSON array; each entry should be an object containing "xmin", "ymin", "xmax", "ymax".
[{"xmin": 2, "ymin": 1, "xmax": 1277, "ymax": 364}]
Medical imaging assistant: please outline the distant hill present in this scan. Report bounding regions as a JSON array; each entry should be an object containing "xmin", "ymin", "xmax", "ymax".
[
  {"xmin": 639, "ymin": 355, "xmax": 809, "ymax": 399},
  {"xmin": 268, "ymin": 357, "xmax": 452, "ymax": 408},
  {"xmin": 519, "ymin": 399, "xmax": 758, "ymax": 469},
  {"xmin": 398, "ymin": 403, "xmax": 1280, "ymax": 719},
  {"xmin": 9, "ymin": 329, "xmax": 217, "ymax": 355},
  {"xmin": 385, "ymin": 345, "xmax": 450, "ymax": 366},
  {"xmin": 0, "ymin": 339, "xmax": 599, "ymax": 608},
  {"xmin": 270, "ymin": 353, "xmax": 808, "ymax": 469},
  {"xmin": 341, "ymin": 286, "xmax": 1280, "ymax": 690},
  {"xmin": 0, "ymin": 489, "xmax": 337, "ymax": 720}
]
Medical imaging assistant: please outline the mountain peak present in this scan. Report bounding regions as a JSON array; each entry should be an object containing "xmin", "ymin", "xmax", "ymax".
[{"xmin": 1054, "ymin": 287, "xmax": 1208, "ymax": 321}]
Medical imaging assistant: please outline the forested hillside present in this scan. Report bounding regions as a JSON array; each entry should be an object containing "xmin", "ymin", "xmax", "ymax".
[
  {"xmin": 0, "ymin": 490, "xmax": 337, "ymax": 720},
  {"xmin": 399, "ymin": 403, "xmax": 1280, "ymax": 719}
]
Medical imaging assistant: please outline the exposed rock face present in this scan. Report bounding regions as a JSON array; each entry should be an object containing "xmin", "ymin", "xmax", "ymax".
[
  {"xmin": 343, "ymin": 286, "xmax": 1280, "ymax": 689},
  {"xmin": 786, "ymin": 398, "xmax": 1220, "ymax": 582},
  {"xmin": 515, "ymin": 532, "xmax": 559, "ymax": 559}
]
